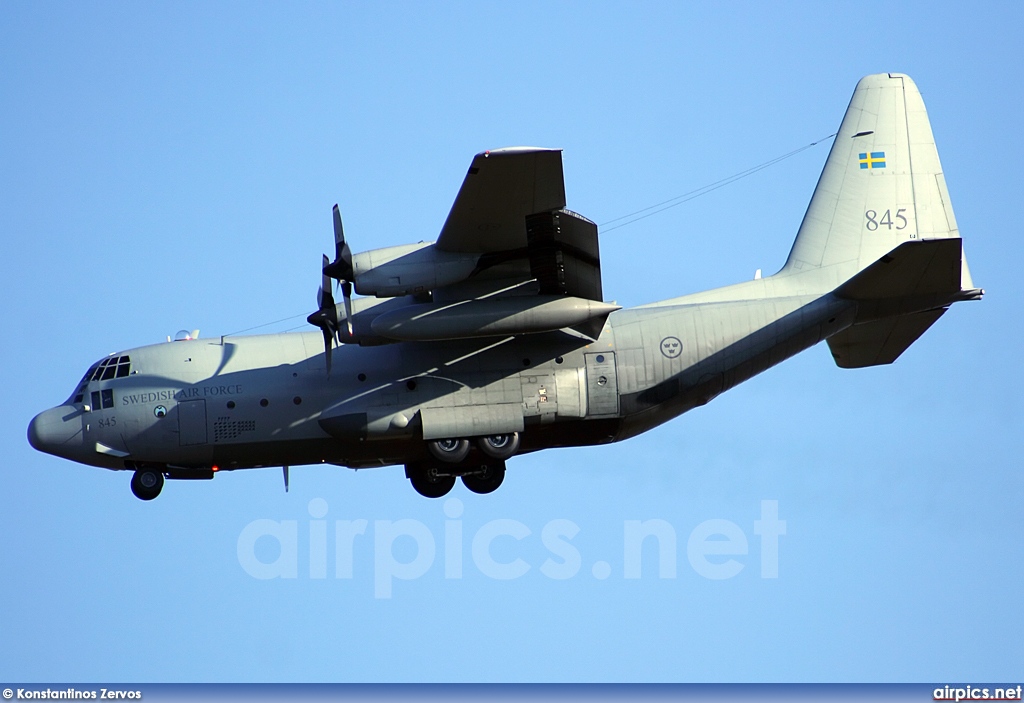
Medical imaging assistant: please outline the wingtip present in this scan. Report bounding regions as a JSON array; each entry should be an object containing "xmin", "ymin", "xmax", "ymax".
[{"xmin": 478, "ymin": 146, "xmax": 562, "ymax": 158}]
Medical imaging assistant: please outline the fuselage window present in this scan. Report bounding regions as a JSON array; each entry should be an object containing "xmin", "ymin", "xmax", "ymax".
[
  {"xmin": 101, "ymin": 389, "xmax": 113, "ymax": 409},
  {"xmin": 91, "ymin": 391, "xmax": 101, "ymax": 409}
]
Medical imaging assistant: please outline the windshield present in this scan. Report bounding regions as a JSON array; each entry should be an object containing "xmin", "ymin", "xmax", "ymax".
[{"xmin": 65, "ymin": 355, "xmax": 133, "ymax": 405}]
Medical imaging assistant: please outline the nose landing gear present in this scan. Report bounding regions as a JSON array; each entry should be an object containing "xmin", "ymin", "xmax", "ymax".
[{"xmin": 130, "ymin": 468, "xmax": 164, "ymax": 501}]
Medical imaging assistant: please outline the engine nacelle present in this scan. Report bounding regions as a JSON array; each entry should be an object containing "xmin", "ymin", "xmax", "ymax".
[{"xmin": 353, "ymin": 243, "xmax": 480, "ymax": 298}]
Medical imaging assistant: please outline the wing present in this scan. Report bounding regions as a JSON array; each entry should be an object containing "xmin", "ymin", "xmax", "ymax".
[
  {"xmin": 336, "ymin": 147, "xmax": 613, "ymax": 345},
  {"xmin": 435, "ymin": 147, "xmax": 603, "ymax": 301},
  {"xmin": 437, "ymin": 147, "xmax": 566, "ymax": 253}
]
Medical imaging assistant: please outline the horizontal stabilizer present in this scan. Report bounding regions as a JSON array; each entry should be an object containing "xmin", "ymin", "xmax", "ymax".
[
  {"xmin": 827, "ymin": 308, "xmax": 946, "ymax": 368},
  {"xmin": 836, "ymin": 238, "xmax": 962, "ymax": 301}
]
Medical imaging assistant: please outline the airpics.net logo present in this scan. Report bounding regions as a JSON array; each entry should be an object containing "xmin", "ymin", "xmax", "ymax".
[{"xmin": 236, "ymin": 499, "xmax": 787, "ymax": 598}]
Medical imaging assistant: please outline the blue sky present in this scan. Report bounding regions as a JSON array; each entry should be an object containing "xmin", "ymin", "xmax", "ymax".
[{"xmin": 1, "ymin": 1, "xmax": 1021, "ymax": 683}]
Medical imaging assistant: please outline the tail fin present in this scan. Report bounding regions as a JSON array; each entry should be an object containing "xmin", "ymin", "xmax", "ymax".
[{"xmin": 782, "ymin": 73, "xmax": 972, "ymax": 288}]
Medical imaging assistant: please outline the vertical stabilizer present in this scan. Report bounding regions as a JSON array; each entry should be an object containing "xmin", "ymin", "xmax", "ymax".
[{"xmin": 782, "ymin": 73, "xmax": 963, "ymax": 286}]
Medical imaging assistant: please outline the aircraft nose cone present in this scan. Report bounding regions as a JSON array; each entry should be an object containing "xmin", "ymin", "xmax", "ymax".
[{"xmin": 28, "ymin": 406, "xmax": 81, "ymax": 455}]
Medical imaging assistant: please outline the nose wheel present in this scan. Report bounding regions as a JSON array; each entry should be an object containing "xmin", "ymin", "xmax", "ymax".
[{"xmin": 130, "ymin": 468, "xmax": 164, "ymax": 501}]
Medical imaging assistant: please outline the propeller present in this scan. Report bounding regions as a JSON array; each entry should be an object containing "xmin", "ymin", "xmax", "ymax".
[
  {"xmin": 306, "ymin": 254, "xmax": 339, "ymax": 375},
  {"xmin": 323, "ymin": 204, "xmax": 354, "ymax": 336},
  {"xmin": 308, "ymin": 204, "xmax": 358, "ymax": 374}
]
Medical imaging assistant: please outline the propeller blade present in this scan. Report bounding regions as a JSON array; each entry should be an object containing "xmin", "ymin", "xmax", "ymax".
[
  {"xmin": 333, "ymin": 204, "xmax": 345, "ymax": 250},
  {"xmin": 321, "ymin": 254, "xmax": 333, "ymax": 299},
  {"xmin": 308, "ymin": 254, "xmax": 341, "ymax": 375},
  {"xmin": 324, "ymin": 204, "xmax": 354, "ymax": 281},
  {"xmin": 342, "ymin": 280, "xmax": 353, "ymax": 336},
  {"xmin": 321, "ymin": 327, "xmax": 334, "ymax": 376}
]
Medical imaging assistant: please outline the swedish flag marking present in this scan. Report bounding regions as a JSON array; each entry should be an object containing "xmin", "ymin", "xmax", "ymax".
[{"xmin": 859, "ymin": 152, "xmax": 886, "ymax": 169}]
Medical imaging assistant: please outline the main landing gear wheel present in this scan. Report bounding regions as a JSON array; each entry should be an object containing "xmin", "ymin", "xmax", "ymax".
[
  {"xmin": 477, "ymin": 432, "xmax": 520, "ymax": 460},
  {"xmin": 426, "ymin": 438, "xmax": 471, "ymax": 464},
  {"xmin": 408, "ymin": 465, "xmax": 456, "ymax": 498},
  {"xmin": 130, "ymin": 468, "xmax": 164, "ymax": 501},
  {"xmin": 462, "ymin": 462, "xmax": 505, "ymax": 495}
]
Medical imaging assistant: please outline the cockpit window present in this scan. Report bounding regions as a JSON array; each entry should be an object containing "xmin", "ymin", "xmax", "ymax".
[
  {"xmin": 72, "ymin": 364, "xmax": 99, "ymax": 403},
  {"xmin": 90, "ymin": 390, "xmax": 114, "ymax": 410},
  {"xmin": 90, "ymin": 355, "xmax": 131, "ymax": 381},
  {"xmin": 72, "ymin": 356, "xmax": 131, "ymax": 405}
]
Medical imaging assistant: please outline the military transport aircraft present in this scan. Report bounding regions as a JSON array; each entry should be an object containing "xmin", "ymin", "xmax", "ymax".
[{"xmin": 28, "ymin": 73, "xmax": 981, "ymax": 500}]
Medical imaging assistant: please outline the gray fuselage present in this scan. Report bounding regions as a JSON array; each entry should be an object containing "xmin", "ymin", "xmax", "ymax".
[{"xmin": 28, "ymin": 276, "xmax": 852, "ymax": 478}]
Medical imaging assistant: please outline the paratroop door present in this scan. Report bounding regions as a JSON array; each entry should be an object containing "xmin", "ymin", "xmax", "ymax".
[{"xmin": 584, "ymin": 352, "xmax": 618, "ymax": 417}]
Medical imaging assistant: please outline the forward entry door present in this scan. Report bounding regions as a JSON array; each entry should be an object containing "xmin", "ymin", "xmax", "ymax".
[{"xmin": 178, "ymin": 399, "xmax": 208, "ymax": 446}]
